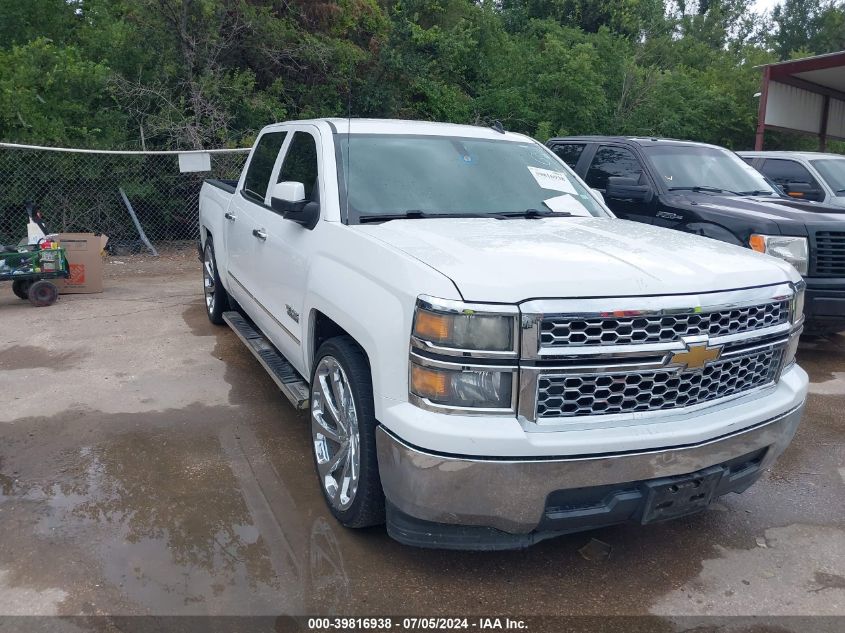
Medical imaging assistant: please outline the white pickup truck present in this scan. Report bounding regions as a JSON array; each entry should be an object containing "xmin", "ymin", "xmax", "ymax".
[{"xmin": 198, "ymin": 118, "xmax": 808, "ymax": 549}]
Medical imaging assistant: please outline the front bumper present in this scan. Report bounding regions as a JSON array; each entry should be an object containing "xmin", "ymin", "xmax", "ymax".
[
  {"xmin": 376, "ymin": 402, "xmax": 804, "ymax": 545},
  {"xmin": 804, "ymin": 276, "xmax": 845, "ymax": 329}
]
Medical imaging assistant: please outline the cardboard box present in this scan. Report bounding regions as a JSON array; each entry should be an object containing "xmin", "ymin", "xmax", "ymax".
[{"xmin": 54, "ymin": 233, "xmax": 109, "ymax": 294}]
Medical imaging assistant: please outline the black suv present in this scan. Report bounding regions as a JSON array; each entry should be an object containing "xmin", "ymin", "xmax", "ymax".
[{"xmin": 547, "ymin": 136, "xmax": 845, "ymax": 335}]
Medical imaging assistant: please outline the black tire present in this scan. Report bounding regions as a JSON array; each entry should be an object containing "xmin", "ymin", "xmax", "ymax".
[
  {"xmin": 12, "ymin": 280, "xmax": 31, "ymax": 300},
  {"xmin": 28, "ymin": 280, "xmax": 59, "ymax": 307},
  {"xmin": 202, "ymin": 237, "xmax": 229, "ymax": 325},
  {"xmin": 310, "ymin": 336, "xmax": 385, "ymax": 528}
]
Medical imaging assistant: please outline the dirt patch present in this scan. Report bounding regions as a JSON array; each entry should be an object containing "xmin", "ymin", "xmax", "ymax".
[
  {"xmin": 650, "ymin": 524, "xmax": 845, "ymax": 615},
  {"xmin": 796, "ymin": 333, "xmax": 845, "ymax": 384},
  {"xmin": 105, "ymin": 244, "xmax": 200, "ymax": 283},
  {"xmin": 0, "ymin": 345, "xmax": 83, "ymax": 371}
]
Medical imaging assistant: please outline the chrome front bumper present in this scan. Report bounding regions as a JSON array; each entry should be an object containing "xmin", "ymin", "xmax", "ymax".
[{"xmin": 376, "ymin": 403, "xmax": 805, "ymax": 535}]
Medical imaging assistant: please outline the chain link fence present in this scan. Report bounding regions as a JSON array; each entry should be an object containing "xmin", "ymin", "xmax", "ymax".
[{"xmin": 0, "ymin": 143, "xmax": 249, "ymax": 252}]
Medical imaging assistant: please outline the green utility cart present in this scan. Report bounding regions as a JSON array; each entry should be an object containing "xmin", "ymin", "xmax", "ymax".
[{"xmin": 0, "ymin": 245, "xmax": 69, "ymax": 307}]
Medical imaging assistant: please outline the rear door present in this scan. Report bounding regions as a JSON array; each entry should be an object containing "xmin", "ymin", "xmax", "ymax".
[
  {"xmin": 549, "ymin": 142, "xmax": 588, "ymax": 171},
  {"xmin": 224, "ymin": 129, "xmax": 287, "ymax": 313},
  {"xmin": 583, "ymin": 144, "xmax": 654, "ymax": 224}
]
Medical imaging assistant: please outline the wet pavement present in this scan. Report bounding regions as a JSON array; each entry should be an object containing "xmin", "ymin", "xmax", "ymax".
[{"xmin": 0, "ymin": 258, "xmax": 843, "ymax": 623}]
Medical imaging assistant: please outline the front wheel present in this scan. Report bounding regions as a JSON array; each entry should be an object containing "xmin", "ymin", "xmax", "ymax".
[
  {"xmin": 28, "ymin": 280, "xmax": 59, "ymax": 307},
  {"xmin": 202, "ymin": 238, "xmax": 229, "ymax": 325},
  {"xmin": 310, "ymin": 336, "xmax": 385, "ymax": 528}
]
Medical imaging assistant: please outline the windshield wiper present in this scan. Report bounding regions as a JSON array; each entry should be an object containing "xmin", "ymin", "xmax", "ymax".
[
  {"xmin": 358, "ymin": 210, "xmax": 485, "ymax": 224},
  {"xmin": 668, "ymin": 186, "xmax": 742, "ymax": 196},
  {"xmin": 494, "ymin": 208, "xmax": 571, "ymax": 219},
  {"xmin": 357, "ymin": 208, "xmax": 571, "ymax": 223},
  {"xmin": 738, "ymin": 189, "xmax": 776, "ymax": 196}
]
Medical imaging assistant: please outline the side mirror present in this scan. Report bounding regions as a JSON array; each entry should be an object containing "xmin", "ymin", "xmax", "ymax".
[
  {"xmin": 784, "ymin": 181, "xmax": 825, "ymax": 202},
  {"xmin": 270, "ymin": 181, "xmax": 320, "ymax": 229},
  {"xmin": 591, "ymin": 188, "xmax": 605, "ymax": 203},
  {"xmin": 606, "ymin": 176, "xmax": 652, "ymax": 202},
  {"xmin": 271, "ymin": 181, "xmax": 305, "ymax": 205}
]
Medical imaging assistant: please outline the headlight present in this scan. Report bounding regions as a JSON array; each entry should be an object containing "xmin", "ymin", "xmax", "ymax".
[
  {"xmin": 410, "ymin": 361, "xmax": 514, "ymax": 409},
  {"xmin": 409, "ymin": 297, "xmax": 519, "ymax": 413},
  {"xmin": 412, "ymin": 299, "xmax": 516, "ymax": 353},
  {"xmin": 749, "ymin": 235, "xmax": 809, "ymax": 275}
]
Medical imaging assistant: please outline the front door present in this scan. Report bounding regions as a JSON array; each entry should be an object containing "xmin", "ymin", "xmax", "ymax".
[
  {"xmin": 583, "ymin": 145, "xmax": 654, "ymax": 225},
  {"xmin": 252, "ymin": 126, "xmax": 324, "ymax": 368}
]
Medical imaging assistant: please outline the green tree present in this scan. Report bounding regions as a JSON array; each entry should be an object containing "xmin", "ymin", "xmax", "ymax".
[
  {"xmin": 0, "ymin": 38, "xmax": 126, "ymax": 147},
  {"xmin": 770, "ymin": 0, "xmax": 845, "ymax": 59}
]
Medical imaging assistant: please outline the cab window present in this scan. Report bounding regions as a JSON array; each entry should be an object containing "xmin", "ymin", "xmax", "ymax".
[
  {"xmin": 584, "ymin": 146, "xmax": 643, "ymax": 191},
  {"xmin": 759, "ymin": 159, "xmax": 819, "ymax": 190},
  {"xmin": 277, "ymin": 132, "xmax": 320, "ymax": 203},
  {"xmin": 243, "ymin": 131, "xmax": 286, "ymax": 203}
]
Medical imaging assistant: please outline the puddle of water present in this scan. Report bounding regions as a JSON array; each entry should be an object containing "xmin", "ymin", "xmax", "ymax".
[{"xmin": 0, "ymin": 401, "xmax": 358, "ymax": 616}]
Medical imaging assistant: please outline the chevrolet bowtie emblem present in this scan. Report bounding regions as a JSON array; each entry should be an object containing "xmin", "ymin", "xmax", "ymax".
[{"xmin": 669, "ymin": 341, "xmax": 723, "ymax": 370}]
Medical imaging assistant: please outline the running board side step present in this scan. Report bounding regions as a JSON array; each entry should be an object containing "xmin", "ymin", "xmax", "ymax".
[{"xmin": 222, "ymin": 311, "xmax": 310, "ymax": 410}]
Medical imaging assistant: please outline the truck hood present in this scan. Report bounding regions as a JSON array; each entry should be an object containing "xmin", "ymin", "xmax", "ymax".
[
  {"xmin": 353, "ymin": 217, "xmax": 798, "ymax": 303},
  {"xmin": 668, "ymin": 191, "xmax": 845, "ymax": 227}
]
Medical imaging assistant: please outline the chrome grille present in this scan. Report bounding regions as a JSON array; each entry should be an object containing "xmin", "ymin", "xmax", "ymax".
[
  {"xmin": 813, "ymin": 231, "xmax": 845, "ymax": 276},
  {"xmin": 540, "ymin": 301, "xmax": 788, "ymax": 347},
  {"xmin": 536, "ymin": 349, "xmax": 782, "ymax": 419}
]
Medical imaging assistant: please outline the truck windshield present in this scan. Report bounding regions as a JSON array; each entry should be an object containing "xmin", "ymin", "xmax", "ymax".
[
  {"xmin": 335, "ymin": 134, "xmax": 607, "ymax": 223},
  {"xmin": 811, "ymin": 158, "xmax": 845, "ymax": 196},
  {"xmin": 644, "ymin": 145, "xmax": 777, "ymax": 196}
]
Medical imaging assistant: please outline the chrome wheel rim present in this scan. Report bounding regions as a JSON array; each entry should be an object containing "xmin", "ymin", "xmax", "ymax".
[
  {"xmin": 203, "ymin": 247, "xmax": 216, "ymax": 314},
  {"xmin": 311, "ymin": 356, "xmax": 360, "ymax": 511}
]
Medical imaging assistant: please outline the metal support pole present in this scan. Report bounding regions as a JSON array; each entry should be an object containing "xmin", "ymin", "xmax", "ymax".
[
  {"xmin": 755, "ymin": 66, "xmax": 771, "ymax": 151},
  {"xmin": 119, "ymin": 188, "xmax": 159, "ymax": 257},
  {"xmin": 820, "ymin": 95, "xmax": 830, "ymax": 152}
]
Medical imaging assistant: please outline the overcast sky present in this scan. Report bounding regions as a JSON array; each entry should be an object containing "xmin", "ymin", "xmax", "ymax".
[{"xmin": 752, "ymin": 0, "xmax": 782, "ymax": 12}]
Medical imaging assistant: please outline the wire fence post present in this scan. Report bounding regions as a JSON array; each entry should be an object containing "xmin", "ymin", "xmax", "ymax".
[{"xmin": 119, "ymin": 187, "xmax": 158, "ymax": 256}]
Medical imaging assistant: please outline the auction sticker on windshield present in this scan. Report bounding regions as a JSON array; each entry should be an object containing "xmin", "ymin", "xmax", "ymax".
[
  {"xmin": 528, "ymin": 166, "xmax": 577, "ymax": 194},
  {"xmin": 543, "ymin": 193, "xmax": 592, "ymax": 216}
]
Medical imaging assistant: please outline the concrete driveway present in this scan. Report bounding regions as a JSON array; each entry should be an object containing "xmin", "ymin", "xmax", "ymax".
[{"xmin": 0, "ymin": 251, "xmax": 842, "ymax": 627}]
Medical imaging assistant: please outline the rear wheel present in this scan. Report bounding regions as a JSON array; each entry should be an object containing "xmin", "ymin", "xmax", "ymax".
[
  {"xmin": 12, "ymin": 280, "xmax": 31, "ymax": 300},
  {"xmin": 27, "ymin": 280, "xmax": 59, "ymax": 307},
  {"xmin": 310, "ymin": 336, "xmax": 384, "ymax": 528},
  {"xmin": 203, "ymin": 238, "xmax": 229, "ymax": 325}
]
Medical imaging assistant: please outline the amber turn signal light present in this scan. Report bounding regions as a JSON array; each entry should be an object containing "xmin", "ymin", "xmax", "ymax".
[
  {"xmin": 749, "ymin": 234, "xmax": 766, "ymax": 253},
  {"xmin": 410, "ymin": 364, "xmax": 449, "ymax": 399},
  {"xmin": 413, "ymin": 309, "xmax": 451, "ymax": 342}
]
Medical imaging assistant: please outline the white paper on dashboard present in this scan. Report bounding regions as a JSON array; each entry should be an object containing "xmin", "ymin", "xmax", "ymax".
[
  {"xmin": 542, "ymin": 194, "xmax": 592, "ymax": 216},
  {"xmin": 528, "ymin": 166, "xmax": 577, "ymax": 194}
]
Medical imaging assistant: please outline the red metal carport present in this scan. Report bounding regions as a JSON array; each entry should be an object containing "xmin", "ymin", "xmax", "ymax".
[{"xmin": 755, "ymin": 51, "xmax": 845, "ymax": 151}]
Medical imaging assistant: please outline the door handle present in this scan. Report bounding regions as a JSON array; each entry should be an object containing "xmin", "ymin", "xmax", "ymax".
[
  {"xmin": 252, "ymin": 228, "xmax": 267, "ymax": 241},
  {"xmin": 224, "ymin": 212, "xmax": 237, "ymax": 221}
]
